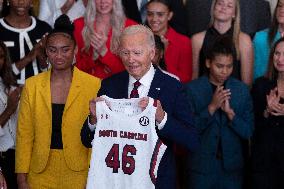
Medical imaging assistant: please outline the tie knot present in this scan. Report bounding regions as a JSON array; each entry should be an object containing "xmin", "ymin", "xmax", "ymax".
[{"xmin": 134, "ymin": 80, "xmax": 141, "ymax": 88}]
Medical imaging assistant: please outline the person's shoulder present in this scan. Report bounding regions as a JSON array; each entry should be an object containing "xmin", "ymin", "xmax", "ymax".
[
  {"xmin": 228, "ymin": 77, "xmax": 250, "ymax": 92},
  {"xmin": 0, "ymin": 19, "xmax": 5, "ymax": 30},
  {"xmin": 254, "ymin": 28, "xmax": 270, "ymax": 38},
  {"xmin": 125, "ymin": 18, "xmax": 138, "ymax": 27},
  {"xmin": 155, "ymin": 69, "xmax": 182, "ymax": 91},
  {"xmin": 34, "ymin": 17, "xmax": 52, "ymax": 30},
  {"xmin": 191, "ymin": 30, "xmax": 206, "ymax": 40},
  {"xmin": 167, "ymin": 27, "xmax": 190, "ymax": 42},
  {"xmin": 158, "ymin": 69, "xmax": 179, "ymax": 82},
  {"xmin": 75, "ymin": 67, "xmax": 101, "ymax": 84},
  {"xmin": 239, "ymin": 32, "xmax": 252, "ymax": 44},
  {"xmin": 253, "ymin": 76, "xmax": 271, "ymax": 87},
  {"xmin": 191, "ymin": 30, "xmax": 206, "ymax": 46},
  {"xmin": 25, "ymin": 71, "xmax": 49, "ymax": 86},
  {"xmin": 186, "ymin": 76, "xmax": 207, "ymax": 89},
  {"xmin": 73, "ymin": 17, "xmax": 85, "ymax": 27},
  {"xmin": 102, "ymin": 71, "xmax": 128, "ymax": 85}
]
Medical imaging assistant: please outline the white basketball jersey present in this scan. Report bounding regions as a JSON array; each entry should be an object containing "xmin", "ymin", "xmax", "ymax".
[{"xmin": 86, "ymin": 96, "xmax": 167, "ymax": 189}]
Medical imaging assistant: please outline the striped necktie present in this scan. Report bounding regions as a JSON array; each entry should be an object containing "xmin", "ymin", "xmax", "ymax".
[{"xmin": 130, "ymin": 80, "xmax": 141, "ymax": 98}]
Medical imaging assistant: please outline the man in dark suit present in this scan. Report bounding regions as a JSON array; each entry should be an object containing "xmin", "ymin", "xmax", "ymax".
[{"xmin": 81, "ymin": 24, "xmax": 199, "ymax": 189}]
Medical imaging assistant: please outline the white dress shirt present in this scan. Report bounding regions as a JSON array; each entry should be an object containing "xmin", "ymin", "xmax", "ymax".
[
  {"xmin": 89, "ymin": 65, "xmax": 167, "ymax": 131},
  {"xmin": 38, "ymin": 0, "xmax": 86, "ymax": 27},
  {"xmin": 0, "ymin": 78, "xmax": 18, "ymax": 152}
]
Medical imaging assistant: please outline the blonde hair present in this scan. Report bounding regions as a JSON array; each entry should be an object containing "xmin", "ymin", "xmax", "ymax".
[
  {"xmin": 209, "ymin": 0, "xmax": 241, "ymax": 59},
  {"xmin": 82, "ymin": 0, "xmax": 126, "ymax": 54}
]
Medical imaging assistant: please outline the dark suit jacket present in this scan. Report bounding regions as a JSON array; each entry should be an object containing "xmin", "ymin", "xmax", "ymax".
[
  {"xmin": 81, "ymin": 69, "xmax": 199, "ymax": 189},
  {"xmin": 122, "ymin": 0, "xmax": 188, "ymax": 36},
  {"xmin": 186, "ymin": 76, "xmax": 254, "ymax": 174}
]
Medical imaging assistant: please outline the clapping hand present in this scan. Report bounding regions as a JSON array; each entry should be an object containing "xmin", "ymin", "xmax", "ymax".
[
  {"xmin": 221, "ymin": 99, "xmax": 235, "ymax": 120},
  {"xmin": 266, "ymin": 87, "xmax": 284, "ymax": 116},
  {"xmin": 27, "ymin": 33, "xmax": 49, "ymax": 69},
  {"xmin": 90, "ymin": 30, "xmax": 108, "ymax": 57},
  {"xmin": 208, "ymin": 86, "xmax": 231, "ymax": 115}
]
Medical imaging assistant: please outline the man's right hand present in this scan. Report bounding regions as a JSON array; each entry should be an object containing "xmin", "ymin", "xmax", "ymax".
[{"xmin": 89, "ymin": 97, "xmax": 105, "ymax": 125}]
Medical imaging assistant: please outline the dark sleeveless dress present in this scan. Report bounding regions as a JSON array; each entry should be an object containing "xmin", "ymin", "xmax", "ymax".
[
  {"xmin": 50, "ymin": 103, "xmax": 65, "ymax": 149},
  {"xmin": 199, "ymin": 26, "xmax": 241, "ymax": 79}
]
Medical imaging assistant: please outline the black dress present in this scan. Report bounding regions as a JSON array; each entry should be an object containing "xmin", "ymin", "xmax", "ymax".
[
  {"xmin": 199, "ymin": 26, "xmax": 241, "ymax": 79},
  {"xmin": 251, "ymin": 77, "xmax": 284, "ymax": 189},
  {"xmin": 50, "ymin": 103, "xmax": 65, "ymax": 149}
]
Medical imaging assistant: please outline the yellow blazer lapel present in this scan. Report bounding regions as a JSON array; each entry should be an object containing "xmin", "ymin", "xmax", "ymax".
[
  {"xmin": 64, "ymin": 68, "xmax": 81, "ymax": 113},
  {"xmin": 39, "ymin": 70, "xmax": 52, "ymax": 116}
]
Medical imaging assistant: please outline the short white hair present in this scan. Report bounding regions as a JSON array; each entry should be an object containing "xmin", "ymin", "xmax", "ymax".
[{"xmin": 120, "ymin": 25, "xmax": 155, "ymax": 48}]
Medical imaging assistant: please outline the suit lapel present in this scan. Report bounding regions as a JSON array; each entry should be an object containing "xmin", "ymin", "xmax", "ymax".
[
  {"xmin": 120, "ymin": 72, "xmax": 129, "ymax": 99},
  {"xmin": 148, "ymin": 69, "xmax": 163, "ymax": 99},
  {"xmin": 64, "ymin": 68, "xmax": 81, "ymax": 112},
  {"xmin": 39, "ymin": 71, "xmax": 52, "ymax": 116},
  {"xmin": 112, "ymin": 71, "xmax": 129, "ymax": 99}
]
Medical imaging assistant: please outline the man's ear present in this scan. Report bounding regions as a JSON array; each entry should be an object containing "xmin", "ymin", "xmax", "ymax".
[
  {"xmin": 168, "ymin": 11, "xmax": 173, "ymax": 21},
  {"xmin": 150, "ymin": 47, "xmax": 156, "ymax": 61}
]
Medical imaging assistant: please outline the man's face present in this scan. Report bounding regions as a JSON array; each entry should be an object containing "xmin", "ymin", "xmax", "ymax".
[{"xmin": 119, "ymin": 32, "xmax": 155, "ymax": 80}]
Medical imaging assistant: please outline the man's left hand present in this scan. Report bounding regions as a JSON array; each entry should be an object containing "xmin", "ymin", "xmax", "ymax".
[{"xmin": 138, "ymin": 97, "xmax": 165, "ymax": 123}]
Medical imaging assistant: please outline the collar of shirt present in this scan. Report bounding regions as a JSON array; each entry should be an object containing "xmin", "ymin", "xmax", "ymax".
[{"xmin": 128, "ymin": 64, "xmax": 155, "ymax": 98}]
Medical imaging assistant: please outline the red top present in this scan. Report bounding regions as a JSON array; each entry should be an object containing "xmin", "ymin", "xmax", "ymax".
[
  {"xmin": 73, "ymin": 18, "xmax": 137, "ymax": 79},
  {"xmin": 164, "ymin": 27, "xmax": 192, "ymax": 83}
]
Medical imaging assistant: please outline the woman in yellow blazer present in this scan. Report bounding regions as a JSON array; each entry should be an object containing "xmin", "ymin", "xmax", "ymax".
[{"xmin": 15, "ymin": 15, "xmax": 101, "ymax": 189}]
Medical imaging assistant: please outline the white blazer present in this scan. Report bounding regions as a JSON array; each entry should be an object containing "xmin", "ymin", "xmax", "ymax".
[{"xmin": 0, "ymin": 78, "xmax": 18, "ymax": 152}]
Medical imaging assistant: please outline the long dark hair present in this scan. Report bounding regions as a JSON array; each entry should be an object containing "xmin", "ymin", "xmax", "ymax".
[
  {"xmin": 0, "ymin": 41, "xmax": 16, "ymax": 91},
  {"xmin": 266, "ymin": 37, "xmax": 284, "ymax": 81},
  {"xmin": 268, "ymin": 0, "xmax": 281, "ymax": 47},
  {"xmin": 154, "ymin": 34, "xmax": 167, "ymax": 70}
]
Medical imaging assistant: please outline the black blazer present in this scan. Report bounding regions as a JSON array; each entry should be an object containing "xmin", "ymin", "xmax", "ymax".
[{"xmin": 81, "ymin": 69, "xmax": 199, "ymax": 189}]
